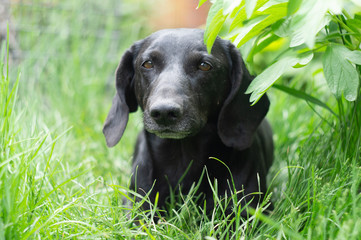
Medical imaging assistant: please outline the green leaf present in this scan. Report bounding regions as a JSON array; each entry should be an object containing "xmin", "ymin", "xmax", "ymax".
[
  {"xmin": 272, "ymin": 18, "xmax": 291, "ymax": 37},
  {"xmin": 346, "ymin": 19, "xmax": 361, "ymax": 34},
  {"xmin": 293, "ymin": 52, "xmax": 313, "ymax": 68},
  {"xmin": 230, "ymin": 1, "xmax": 245, "ymax": 18},
  {"xmin": 272, "ymin": 84, "xmax": 338, "ymax": 117},
  {"xmin": 287, "ymin": 0, "xmax": 302, "ymax": 16},
  {"xmin": 229, "ymin": 4, "xmax": 247, "ymax": 31},
  {"xmin": 223, "ymin": 0, "xmax": 243, "ymax": 15},
  {"xmin": 253, "ymin": 33, "xmax": 281, "ymax": 55},
  {"xmin": 289, "ymin": 0, "xmax": 342, "ymax": 48},
  {"xmin": 206, "ymin": 13, "xmax": 227, "ymax": 53},
  {"xmin": 232, "ymin": 15, "xmax": 267, "ymax": 46},
  {"xmin": 246, "ymin": 56, "xmax": 297, "ymax": 104},
  {"xmin": 246, "ymin": 52, "xmax": 313, "ymax": 104},
  {"xmin": 322, "ymin": 44, "xmax": 360, "ymax": 101},
  {"xmin": 253, "ymin": 0, "xmax": 269, "ymax": 13},
  {"xmin": 197, "ymin": 0, "xmax": 209, "ymax": 8},
  {"xmin": 205, "ymin": 0, "xmax": 223, "ymax": 32},
  {"xmin": 245, "ymin": 0, "xmax": 257, "ymax": 18},
  {"xmin": 233, "ymin": 3, "xmax": 288, "ymax": 47},
  {"xmin": 229, "ymin": 0, "xmax": 269, "ymax": 31},
  {"xmin": 355, "ymin": 13, "xmax": 361, "ymax": 21},
  {"xmin": 204, "ymin": 0, "xmax": 227, "ymax": 53},
  {"xmin": 344, "ymin": 49, "xmax": 361, "ymax": 65}
]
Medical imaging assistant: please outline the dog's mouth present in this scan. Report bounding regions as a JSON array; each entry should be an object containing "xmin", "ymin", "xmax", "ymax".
[
  {"xmin": 143, "ymin": 109, "xmax": 206, "ymax": 139},
  {"xmin": 146, "ymin": 128, "xmax": 192, "ymax": 139}
]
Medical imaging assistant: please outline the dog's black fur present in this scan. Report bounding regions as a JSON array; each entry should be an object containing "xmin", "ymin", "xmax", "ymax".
[{"xmin": 103, "ymin": 28, "xmax": 273, "ymax": 217}]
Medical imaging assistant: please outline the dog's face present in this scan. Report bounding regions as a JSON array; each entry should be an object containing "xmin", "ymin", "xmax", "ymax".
[
  {"xmin": 134, "ymin": 29, "xmax": 231, "ymax": 139},
  {"xmin": 103, "ymin": 28, "xmax": 269, "ymax": 150}
]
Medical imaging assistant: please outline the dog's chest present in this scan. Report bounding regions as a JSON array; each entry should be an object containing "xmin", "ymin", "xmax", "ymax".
[{"xmin": 149, "ymin": 131, "xmax": 232, "ymax": 190}]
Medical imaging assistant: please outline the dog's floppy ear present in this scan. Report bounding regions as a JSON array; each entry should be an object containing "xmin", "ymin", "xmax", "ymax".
[
  {"xmin": 218, "ymin": 43, "xmax": 270, "ymax": 151},
  {"xmin": 103, "ymin": 42, "xmax": 142, "ymax": 147}
]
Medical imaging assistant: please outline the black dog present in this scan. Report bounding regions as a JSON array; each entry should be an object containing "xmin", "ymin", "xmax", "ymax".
[{"xmin": 103, "ymin": 28, "xmax": 273, "ymax": 217}]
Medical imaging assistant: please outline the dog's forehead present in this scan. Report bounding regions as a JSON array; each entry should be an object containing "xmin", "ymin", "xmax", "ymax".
[{"xmin": 142, "ymin": 29, "xmax": 226, "ymax": 56}]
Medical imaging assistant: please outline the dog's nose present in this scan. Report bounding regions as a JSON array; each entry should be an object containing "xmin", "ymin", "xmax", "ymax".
[{"xmin": 150, "ymin": 102, "xmax": 182, "ymax": 125}]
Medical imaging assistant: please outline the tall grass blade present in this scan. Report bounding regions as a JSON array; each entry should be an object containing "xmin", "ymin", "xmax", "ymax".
[{"xmin": 273, "ymin": 84, "xmax": 338, "ymax": 117}]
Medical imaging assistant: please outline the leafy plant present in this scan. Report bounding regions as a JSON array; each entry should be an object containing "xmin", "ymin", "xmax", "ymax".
[
  {"xmin": 199, "ymin": 0, "xmax": 361, "ymax": 107},
  {"xmin": 199, "ymin": 0, "xmax": 361, "ymax": 157}
]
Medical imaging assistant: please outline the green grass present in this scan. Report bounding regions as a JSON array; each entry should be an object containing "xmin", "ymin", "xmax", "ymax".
[{"xmin": 1, "ymin": 0, "xmax": 361, "ymax": 239}]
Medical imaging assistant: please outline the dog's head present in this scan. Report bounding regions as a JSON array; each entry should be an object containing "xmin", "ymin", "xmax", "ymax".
[{"xmin": 103, "ymin": 28, "xmax": 269, "ymax": 150}]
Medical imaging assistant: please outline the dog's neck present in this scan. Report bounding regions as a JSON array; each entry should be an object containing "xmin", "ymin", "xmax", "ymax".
[{"xmin": 141, "ymin": 121, "xmax": 246, "ymax": 200}]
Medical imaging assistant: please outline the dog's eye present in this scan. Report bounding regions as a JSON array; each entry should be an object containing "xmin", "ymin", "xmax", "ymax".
[
  {"xmin": 198, "ymin": 62, "xmax": 212, "ymax": 71},
  {"xmin": 142, "ymin": 60, "xmax": 154, "ymax": 69}
]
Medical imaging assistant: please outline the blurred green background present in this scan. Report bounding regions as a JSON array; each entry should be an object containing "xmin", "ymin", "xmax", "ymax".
[{"xmin": 6, "ymin": 0, "xmax": 152, "ymax": 177}]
